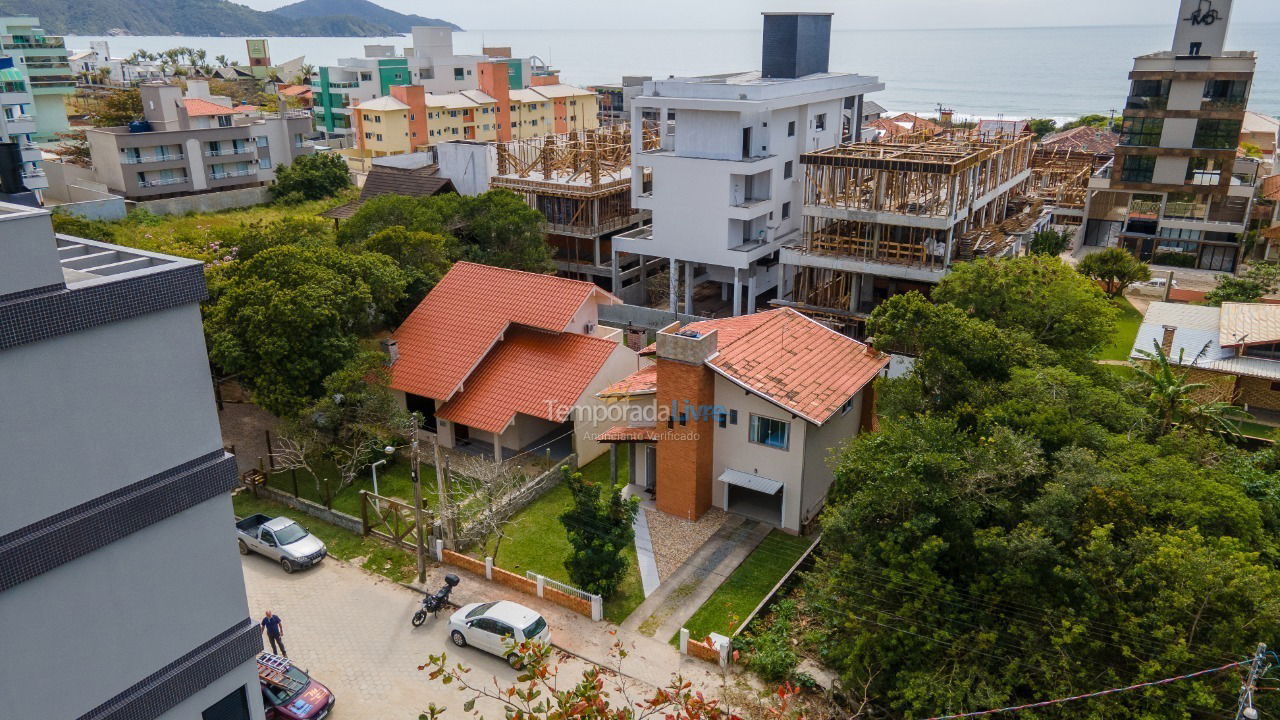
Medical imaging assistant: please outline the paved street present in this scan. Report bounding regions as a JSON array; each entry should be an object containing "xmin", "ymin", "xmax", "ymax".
[{"xmin": 242, "ymin": 554, "xmax": 599, "ymax": 719}]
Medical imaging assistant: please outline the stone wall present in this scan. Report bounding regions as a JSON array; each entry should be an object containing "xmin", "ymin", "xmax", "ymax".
[
  {"xmin": 251, "ymin": 485, "xmax": 363, "ymax": 535},
  {"xmin": 1237, "ymin": 375, "xmax": 1280, "ymax": 411},
  {"xmin": 136, "ymin": 186, "xmax": 271, "ymax": 216}
]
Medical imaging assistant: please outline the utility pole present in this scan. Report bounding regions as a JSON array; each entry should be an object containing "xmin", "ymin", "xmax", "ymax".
[
  {"xmin": 1235, "ymin": 642, "xmax": 1268, "ymax": 720},
  {"xmin": 432, "ymin": 437, "xmax": 454, "ymax": 550},
  {"xmin": 409, "ymin": 420, "xmax": 427, "ymax": 584}
]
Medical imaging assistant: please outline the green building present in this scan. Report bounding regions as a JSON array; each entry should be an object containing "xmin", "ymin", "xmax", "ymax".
[{"xmin": 0, "ymin": 16, "xmax": 73, "ymax": 140}]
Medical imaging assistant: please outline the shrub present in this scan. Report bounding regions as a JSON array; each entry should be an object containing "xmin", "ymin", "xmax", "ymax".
[
  {"xmin": 559, "ymin": 465, "xmax": 638, "ymax": 597},
  {"xmin": 737, "ymin": 599, "xmax": 804, "ymax": 684},
  {"xmin": 272, "ymin": 152, "xmax": 351, "ymax": 201},
  {"xmin": 1151, "ymin": 251, "xmax": 1196, "ymax": 268}
]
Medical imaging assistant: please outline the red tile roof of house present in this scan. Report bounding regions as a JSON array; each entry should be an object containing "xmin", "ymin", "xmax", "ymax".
[
  {"xmin": 708, "ymin": 309, "xmax": 887, "ymax": 425},
  {"xmin": 278, "ymin": 84, "xmax": 313, "ymax": 97},
  {"xmin": 389, "ymin": 261, "xmax": 619, "ymax": 403},
  {"xmin": 638, "ymin": 310, "xmax": 784, "ymax": 356},
  {"xmin": 434, "ymin": 326, "xmax": 618, "ymax": 434},
  {"xmin": 182, "ymin": 98, "xmax": 237, "ymax": 117},
  {"xmin": 890, "ymin": 112, "xmax": 943, "ymax": 134},
  {"xmin": 597, "ymin": 426, "xmax": 662, "ymax": 443},
  {"xmin": 599, "ymin": 364, "xmax": 657, "ymax": 397},
  {"xmin": 1041, "ymin": 126, "xmax": 1120, "ymax": 154}
]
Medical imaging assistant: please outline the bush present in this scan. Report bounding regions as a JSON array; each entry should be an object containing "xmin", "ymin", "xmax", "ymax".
[
  {"xmin": 1151, "ymin": 251, "xmax": 1196, "ymax": 268},
  {"xmin": 272, "ymin": 152, "xmax": 351, "ymax": 202},
  {"xmin": 736, "ymin": 599, "xmax": 804, "ymax": 684},
  {"xmin": 559, "ymin": 465, "xmax": 638, "ymax": 597},
  {"xmin": 50, "ymin": 212, "xmax": 118, "ymax": 243}
]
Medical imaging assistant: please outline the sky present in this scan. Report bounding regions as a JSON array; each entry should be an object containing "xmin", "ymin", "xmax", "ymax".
[{"xmin": 240, "ymin": 0, "xmax": 1277, "ymax": 31}]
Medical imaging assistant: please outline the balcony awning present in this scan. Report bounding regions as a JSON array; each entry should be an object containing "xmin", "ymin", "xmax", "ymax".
[{"xmin": 719, "ymin": 468, "xmax": 783, "ymax": 495}]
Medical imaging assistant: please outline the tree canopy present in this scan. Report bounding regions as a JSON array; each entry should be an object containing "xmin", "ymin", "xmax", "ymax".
[
  {"xmin": 272, "ymin": 152, "xmax": 352, "ymax": 203},
  {"xmin": 1077, "ymin": 247, "xmax": 1151, "ymax": 296}
]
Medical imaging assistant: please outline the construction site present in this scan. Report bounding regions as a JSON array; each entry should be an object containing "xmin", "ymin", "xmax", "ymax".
[
  {"xmin": 488, "ymin": 123, "xmax": 662, "ymax": 291},
  {"xmin": 1025, "ymin": 147, "xmax": 1107, "ymax": 228},
  {"xmin": 777, "ymin": 131, "xmax": 1043, "ymax": 335}
]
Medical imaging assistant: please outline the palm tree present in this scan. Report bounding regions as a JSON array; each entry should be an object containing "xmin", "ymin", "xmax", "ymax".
[
  {"xmin": 93, "ymin": 67, "xmax": 112, "ymax": 86},
  {"xmin": 215, "ymin": 54, "xmax": 230, "ymax": 68},
  {"xmin": 193, "ymin": 49, "xmax": 208, "ymax": 66},
  {"xmin": 295, "ymin": 64, "xmax": 316, "ymax": 86},
  {"xmin": 1131, "ymin": 340, "xmax": 1251, "ymax": 436}
]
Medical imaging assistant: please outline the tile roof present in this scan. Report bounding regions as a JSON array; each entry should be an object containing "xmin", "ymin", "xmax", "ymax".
[
  {"xmin": 638, "ymin": 310, "xmax": 783, "ymax": 355},
  {"xmin": 389, "ymin": 262, "xmax": 619, "ymax": 402},
  {"xmin": 278, "ymin": 84, "xmax": 313, "ymax": 97},
  {"xmin": 182, "ymin": 98, "xmax": 236, "ymax": 117},
  {"xmin": 319, "ymin": 165, "xmax": 455, "ymax": 219},
  {"xmin": 597, "ymin": 425, "xmax": 661, "ymax": 442},
  {"xmin": 599, "ymin": 364, "xmax": 657, "ymax": 397},
  {"xmin": 1041, "ymin": 126, "xmax": 1120, "ymax": 155},
  {"xmin": 707, "ymin": 308, "xmax": 888, "ymax": 425},
  {"xmin": 434, "ymin": 327, "xmax": 618, "ymax": 434}
]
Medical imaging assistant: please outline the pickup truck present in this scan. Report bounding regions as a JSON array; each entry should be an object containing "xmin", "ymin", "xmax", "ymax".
[{"xmin": 236, "ymin": 514, "xmax": 327, "ymax": 573}]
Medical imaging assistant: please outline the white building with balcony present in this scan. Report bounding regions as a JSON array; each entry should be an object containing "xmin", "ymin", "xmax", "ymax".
[
  {"xmin": 613, "ymin": 13, "xmax": 883, "ymax": 316},
  {"xmin": 0, "ymin": 16, "xmax": 73, "ymax": 140},
  {"xmin": 1080, "ymin": 0, "xmax": 1258, "ymax": 273},
  {"xmin": 0, "ymin": 63, "xmax": 47, "ymax": 199}
]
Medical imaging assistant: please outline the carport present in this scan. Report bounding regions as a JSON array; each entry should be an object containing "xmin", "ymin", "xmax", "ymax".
[{"xmin": 721, "ymin": 468, "xmax": 783, "ymax": 527}]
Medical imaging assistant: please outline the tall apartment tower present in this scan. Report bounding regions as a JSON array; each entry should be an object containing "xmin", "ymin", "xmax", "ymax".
[
  {"xmin": 1081, "ymin": 0, "xmax": 1259, "ymax": 273},
  {"xmin": 614, "ymin": 12, "xmax": 883, "ymax": 316},
  {"xmin": 0, "ymin": 203, "xmax": 266, "ymax": 720},
  {"xmin": 0, "ymin": 16, "xmax": 74, "ymax": 140}
]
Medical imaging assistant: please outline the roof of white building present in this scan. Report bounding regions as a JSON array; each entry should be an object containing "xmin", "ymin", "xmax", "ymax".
[{"xmin": 355, "ymin": 96, "xmax": 410, "ymax": 112}]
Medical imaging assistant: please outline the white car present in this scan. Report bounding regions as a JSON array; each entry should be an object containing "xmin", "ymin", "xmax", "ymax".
[{"xmin": 447, "ymin": 600, "xmax": 550, "ymax": 668}]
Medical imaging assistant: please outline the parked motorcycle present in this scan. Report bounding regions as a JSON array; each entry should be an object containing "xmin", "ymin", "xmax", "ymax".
[{"xmin": 412, "ymin": 573, "xmax": 460, "ymax": 627}]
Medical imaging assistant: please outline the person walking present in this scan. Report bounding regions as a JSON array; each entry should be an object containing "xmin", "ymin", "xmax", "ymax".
[{"xmin": 260, "ymin": 610, "xmax": 286, "ymax": 657}]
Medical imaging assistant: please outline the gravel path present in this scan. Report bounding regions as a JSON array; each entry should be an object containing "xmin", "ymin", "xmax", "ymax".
[{"xmin": 645, "ymin": 506, "xmax": 727, "ymax": 581}]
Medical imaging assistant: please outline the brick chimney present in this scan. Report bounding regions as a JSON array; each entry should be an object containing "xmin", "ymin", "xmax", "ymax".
[
  {"xmin": 654, "ymin": 325, "xmax": 717, "ymax": 521},
  {"xmin": 1160, "ymin": 325, "xmax": 1177, "ymax": 356}
]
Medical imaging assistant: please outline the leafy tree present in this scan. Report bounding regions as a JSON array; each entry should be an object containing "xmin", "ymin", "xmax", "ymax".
[
  {"xmin": 362, "ymin": 225, "xmax": 455, "ymax": 319},
  {"xmin": 272, "ymin": 352, "xmax": 406, "ymax": 503},
  {"xmin": 50, "ymin": 129, "xmax": 91, "ymax": 167},
  {"xmin": 1025, "ymin": 227, "xmax": 1072, "ymax": 256},
  {"xmin": 1243, "ymin": 261, "xmax": 1280, "ymax": 293},
  {"xmin": 272, "ymin": 152, "xmax": 352, "ymax": 202},
  {"xmin": 933, "ymin": 255, "xmax": 1117, "ymax": 357},
  {"xmin": 1132, "ymin": 340, "xmax": 1250, "ymax": 435},
  {"xmin": 336, "ymin": 194, "xmax": 443, "ymax": 246},
  {"xmin": 1027, "ymin": 118, "xmax": 1057, "ymax": 137},
  {"xmin": 1205, "ymin": 275, "xmax": 1266, "ymax": 305},
  {"xmin": 1062, "ymin": 113, "xmax": 1120, "ymax": 133},
  {"xmin": 205, "ymin": 244, "xmax": 407, "ymax": 416},
  {"xmin": 1077, "ymin": 247, "xmax": 1151, "ymax": 297},
  {"xmin": 559, "ymin": 465, "xmax": 638, "ymax": 597},
  {"xmin": 90, "ymin": 88, "xmax": 143, "ymax": 127},
  {"xmin": 216, "ymin": 216, "xmax": 335, "ymax": 263}
]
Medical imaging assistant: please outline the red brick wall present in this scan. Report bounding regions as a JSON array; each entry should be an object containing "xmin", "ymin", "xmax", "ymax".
[
  {"xmin": 442, "ymin": 550, "xmax": 486, "ymax": 576},
  {"xmin": 438, "ymin": 551, "xmax": 596, "ymax": 619},
  {"xmin": 686, "ymin": 637, "xmax": 721, "ymax": 664},
  {"xmin": 543, "ymin": 586, "xmax": 591, "ymax": 616},
  {"xmin": 654, "ymin": 357, "xmax": 715, "ymax": 521},
  {"xmin": 491, "ymin": 566, "xmax": 538, "ymax": 594}
]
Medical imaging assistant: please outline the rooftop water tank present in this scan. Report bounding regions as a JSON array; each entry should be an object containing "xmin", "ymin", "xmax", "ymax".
[{"xmin": 128, "ymin": 120, "xmax": 153, "ymax": 133}]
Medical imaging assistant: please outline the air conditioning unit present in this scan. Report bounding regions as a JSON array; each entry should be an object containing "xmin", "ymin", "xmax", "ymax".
[{"xmin": 584, "ymin": 323, "xmax": 595, "ymax": 334}]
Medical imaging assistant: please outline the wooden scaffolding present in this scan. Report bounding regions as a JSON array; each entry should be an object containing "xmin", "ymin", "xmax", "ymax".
[{"xmin": 1025, "ymin": 147, "xmax": 1096, "ymax": 222}]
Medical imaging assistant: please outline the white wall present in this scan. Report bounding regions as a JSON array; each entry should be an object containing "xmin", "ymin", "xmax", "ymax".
[
  {"xmin": 674, "ymin": 109, "xmax": 743, "ymax": 160},
  {"xmin": 573, "ymin": 340, "xmax": 650, "ymax": 464},
  {"xmin": 799, "ymin": 391, "xmax": 862, "ymax": 528}
]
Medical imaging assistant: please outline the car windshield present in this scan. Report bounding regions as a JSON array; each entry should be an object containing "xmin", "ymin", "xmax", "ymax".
[
  {"xmin": 524, "ymin": 616, "xmax": 547, "ymax": 639},
  {"xmin": 466, "ymin": 602, "xmax": 497, "ymax": 619},
  {"xmin": 273, "ymin": 523, "xmax": 307, "ymax": 545},
  {"xmin": 266, "ymin": 666, "xmax": 310, "ymax": 705}
]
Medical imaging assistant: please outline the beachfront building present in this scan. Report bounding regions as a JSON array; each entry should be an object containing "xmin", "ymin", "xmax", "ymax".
[
  {"xmin": 0, "ymin": 202, "xmax": 267, "ymax": 720},
  {"xmin": 0, "ymin": 16, "xmax": 73, "ymax": 140},
  {"xmin": 314, "ymin": 26, "xmax": 564, "ymax": 144},
  {"xmin": 596, "ymin": 308, "xmax": 887, "ymax": 532},
  {"xmin": 775, "ymin": 131, "xmax": 1039, "ymax": 335},
  {"xmin": 1080, "ymin": 0, "xmax": 1259, "ymax": 273},
  {"xmin": 0, "ymin": 59, "xmax": 47, "ymax": 200},
  {"xmin": 86, "ymin": 82, "xmax": 312, "ymax": 200},
  {"xmin": 613, "ymin": 12, "xmax": 884, "ymax": 317}
]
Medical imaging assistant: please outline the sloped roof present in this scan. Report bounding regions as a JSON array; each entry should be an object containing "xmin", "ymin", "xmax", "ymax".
[
  {"xmin": 861, "ymin": 100, "xmax": 887, "ymax": 117},
  {"xmin": 1132, "ymin": 302, "xmax": 1280, "ymax": 382},
  {"xmin": 389, "ymin": 262, "xmax": 620, "ymax": 403},
  {"xmin": 1041, "ymin": 126, "xmax": 1120, "ymax": 154},
  {"xmin": 639, "ymin": 310, "xmax": 783, "ymax": 356},
  {"xmin": 1243, "ymin": 111, "xmax": 1280, "ymax": 134},
  {"xmin": 707, "ymin": 309, "xmax": 887, "ymax": 425},
  {"xmin": 278, "ymin": 84, "xmax": 312, "ymax": 97},
  {"xmin": 890, "ymin": 112, "xmax": 943, "ymax": 134},
  {"xmin": 356, "ymin": 95, "xmax": 410, "ymax": 112},
  {"xmin": 434, "ymin": 326, "xmax": 618, "ymax": 434},
  {"xmin": 1220, "ymin": 302, "xmax": 1280, "ymax": 347},
  {"xmin": 319, "ymin": 165, "xmax": 455, "ymax": 219},
  {"xmin": 525, "ymin": 83, "xmax": 594, "ymax": 99},
  {"xmin": 182, "ymin": 98, "xmax": 235, "ymax": 116},
  {"xmin": 599, "ymin": 364, "xmax": 657, "ymax": 397}
]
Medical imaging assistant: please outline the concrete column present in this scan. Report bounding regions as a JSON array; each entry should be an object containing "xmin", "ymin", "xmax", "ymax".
[
  {"xmin": 732, "ymin": 268, "xmax": 744, "ymax": 317},
  {"xmin": 747, "ymin": 265, "xmax": 757, "ymax": 314},
  {"xmin": 669, "ymin": 257, "xmax": 678, "ymax": 313},
  {"xmin": 721, "ymin": 282, "xmax": 729, "ymax": 302},
  {"xmin": 684, "ymin": 261, "xmax": 694, "ymax": 314},
  {"xmin": 850, "ymin": 272, "xmax": 861, "ymax": 312},
  {"xmin": 593, "ymin": 237, "xmax": 602, "ymax": 268},
  {"xmin": 492, "ymin": 431, "xmax": 503, "ymax": 462},
  {"xmin": 638, "ymin": 254, "xmax": 649, "ymax": 304},
  {"xmin": 610, "ymin": 444, "xmax": 618, "ymax": 486},
  {"xmin": 610, "ymin": 249, "xmax": 621, "ymax": 295}
]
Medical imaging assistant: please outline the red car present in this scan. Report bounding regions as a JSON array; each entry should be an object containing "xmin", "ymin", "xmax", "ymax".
[{"xmin": 257, "ymin": 653, "xmax": 335, "ymax": 719}]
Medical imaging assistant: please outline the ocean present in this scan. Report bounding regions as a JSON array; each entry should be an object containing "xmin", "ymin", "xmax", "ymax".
[{"xmin": 67, "ymin": 22, "xmax": 1280, "ymax": 120}]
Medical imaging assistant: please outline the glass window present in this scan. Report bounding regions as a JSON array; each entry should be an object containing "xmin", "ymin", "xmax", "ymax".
[
  {"xmin": 1120, "ymin": 155, "xmax": 1156, "ymax": 183},
  {"xmin": 1193, "ymin": 119, "xmax": 1242, "ymax": 149},
  {"xmin": 782, "ymin": 201, "xmax": 791, "ymax": 220},
  {"xmin": 729, "ymin": 409, "xmax": 738, "ymax": 425},
  {"xmin": 454, "ymin": 67, "xmax": 465, "ymax": 81},
  {"xmin": 259, "ymin": 157, "xmax": 271, "ymax": 170},
  {"xmin": 1119, "ymin": 117, "xmax": 1163, "ymax": 147},
  {"xmin": 217, "ymin": 115, "xmax": 232, "ymax": 128},
  {"xmin": 784, "ymin": 160, "xmax": 793, "ymax": 179},
  {"xmin": 1186, "ymin": 157, "xmax": 1222, "ymax": 185},
  {"xmin": 255, "ymin": 136, "xmax": 268, "ymax": 147},
  {"xmin": 522, "ymin": 616, "xmax": 547, "ymax": 639},
  {"xmin": 202, "ymin": 686, "xmax": 251, "ymax": 720},
  {"xmin": 787, "ymin": 120, "xmax": 796, "ymax": 137},
  {"xmin": 814, "ymin": 114, "xmax": 826, "ymax": 131},
  {"xmin": 749, "ymin": 414, "xmax": 790, "ymax": 450}
]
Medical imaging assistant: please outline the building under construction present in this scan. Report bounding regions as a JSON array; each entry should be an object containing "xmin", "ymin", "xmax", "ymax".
[
  {"xmin": 1025, "ymin": 147, "xmax": 1110, "ymax": 229},
  {"xmin": 777, "ymin": 131, "xmax": 1041, "ymax": 334},
  {"xmin": 488, "ymin": 123, "xmax": 662, "ymax": 291}
]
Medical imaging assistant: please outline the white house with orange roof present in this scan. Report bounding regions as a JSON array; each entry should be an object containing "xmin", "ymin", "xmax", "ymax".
[
  {"xmin": 596, "ymin": 308, "xmax": 887, "ymax": 532},
  {"xmin": 386, "ymin": 262, "xmax": 648, "ymax": 464}
]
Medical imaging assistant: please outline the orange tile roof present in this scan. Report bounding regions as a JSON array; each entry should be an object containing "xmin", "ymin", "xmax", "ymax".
[
  {"xmin": 434, "ymin": 327, "xmax": 618, "ymax": 434},
  {"xmin": 598, "ymin": 425, "xmax": 661, "ymax": 443},
  {"xmin": 279, "ymin": 84, "xmax": 313, "ymax": 97},
  {"xmin": 709, "ymin": 309, "xmax": 887, "ymax": 425},
  {"xmin": 599, "ymin": 364, "xmax": 657, "ymax": 397},
  {"xmin": 390, "ymin": 262, "xmax": 619, "ymax": 402},
  {"xmin": 639, "ymin": 310, "xmax": 784, "ymax": 355},
  {"xmin": 182, "ymin": 98, "xmax": 237, "ymax": 117}
]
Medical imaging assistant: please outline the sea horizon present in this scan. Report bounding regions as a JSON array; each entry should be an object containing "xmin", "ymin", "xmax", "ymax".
[{"xmin": 68, "ymin": 21, "xmax": 1280, "ymax": 119}]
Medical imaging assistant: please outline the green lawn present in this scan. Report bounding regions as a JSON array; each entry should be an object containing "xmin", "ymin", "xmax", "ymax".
[
  {"xmin": 1098, "ymin": 296, "xmax": 1144, "ymax": 362},
  {"xmin": 232, "ymin": 491, "xmax": 419, "ymax": 583},
  {"xmin": 480, "ymin": 451, "xmax": 645, "ymax": 624},
  {"xmin": 264, "ymin": 459, "xmax": 439, "ymax": 518},
  {"xmin": 1237, "ymin": 421, "xmax": 1278, "ymax": 440},
  {"xmin": 675, "ymin": 531, "xmax": 815, "ymax": 644}
]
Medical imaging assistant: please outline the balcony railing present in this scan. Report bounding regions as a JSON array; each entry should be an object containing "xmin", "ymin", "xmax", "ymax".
[
  {"xmin": 122, "ymin": 153, "xmax": 185, "ymax": 164},
  {"xmin": 210, "ymin": 169, "xmax": 256, "ymax": 179},
  {"xmin": 2, "ymin": 38, "xmax": 66, "ymax": 50},
  {"xmin": 139, "ymin": 176, "xmax": 188, "ymax": 188},
  {"xmin": 1125, "ymin": 95, "xmax": 1168, "ymax": 111},
  {"xmin": 204, "ymin": 147, "xmax": 251, "ymax": 157}
]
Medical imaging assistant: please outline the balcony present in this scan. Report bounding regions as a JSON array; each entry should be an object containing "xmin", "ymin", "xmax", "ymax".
[
  {"xmin": 210, "ymin": 169, "xmax": 256, "ymax": 180},
  {"xmin": 204, "ymin": 147, "xmax": 252, "ymax": 157},
  {"xmin": 121, "ymin": 153, "xmax": 185, "ymax": 165},
  {"xmin": 1125, "ymin": 95, "xmax": 1168, "ymax": 111},
  {"xmin": 139, "ymin": 176, "xmax": 189, "ymax": 188},
  {"xmin": 1, "ymin": 37, "xmax": 66, "ymax": 50}
]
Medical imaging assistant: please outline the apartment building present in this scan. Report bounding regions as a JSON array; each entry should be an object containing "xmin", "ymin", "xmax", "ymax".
[
  {"xmin": 86, "ymin": 82, "xmax": 313, "ymax": 200},
  {"xmin": 0, "ymin": 202, "xmax": 265, "ymax": 720},
  {"xmin": 1080, "ymin": 0, "xmax": 1259, "ymax": 273},
  {"xmin": 0, "ymin": 58, "xmax": 46, "ymax": 199},
  {"xmin": 597, "ymin": 308, "xmax": 887, "ymax": 532},
  {"xmin": 613, "ymin": 13, "xmax": 884, "ymax": 317},
  {"xmin": 591, "ymin": 76, "xmax": 652, "ymax": 125},
  {"xmin": 776, "ymin": 131, "xmax": 1039, "ymax": 334},
  {"xmin": 315, "ymin": 26, "xmax": 559, "ymax": 142},
  {"xmin": 0, "ymin": 16, "xmax": 73, "ymax": 139}
]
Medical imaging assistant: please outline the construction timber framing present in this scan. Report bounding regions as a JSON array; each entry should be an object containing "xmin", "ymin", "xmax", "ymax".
[
  {"xmin": 777, "ymin": 132, "xmax": 1040, "ymax": 335},
  {"xmin": 490, "ymin": 123, "xmax": 659, "ymax": 285},
  {"xmin": 1026, "ymin": 147, "xmax": 1103, "ymax": 226}
]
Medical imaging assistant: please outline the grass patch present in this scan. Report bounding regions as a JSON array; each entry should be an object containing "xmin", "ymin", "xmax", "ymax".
[
  {"xmin": 264, "ymin": 458, "xmax": 439, "ymax": 518},
  {"xmin": 1098, "ymin": 296, "xmax": 1144, "ymax": 362},
  {"xmin": 232, "ymin": 490, "xmax": 419, "ymax": 584},
  {"xmin": 480, "ymin": 452, "xmax": 645, "ymax": 624},
  {"xmin": 675, "ymin": 531, "xmax": 814, "ymax": 644},
  {"xmin": 1237, "ymin": 421, "xmax": 1278, "ymax": 439}
]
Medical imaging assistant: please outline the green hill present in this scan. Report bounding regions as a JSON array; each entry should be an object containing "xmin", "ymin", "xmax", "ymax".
[
  {"xmin": 2, "ymin": 0, "xmax": 456, "ymax": 36},
  {"xmin": 271, "ymin": 0, "xmax": 460, "ymax": 32}
]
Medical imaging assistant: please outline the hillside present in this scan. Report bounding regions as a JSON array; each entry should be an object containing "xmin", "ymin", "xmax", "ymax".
[
  {"xmin": 271, "ymin": 0, "xmax": 460, "ymax": 32},
  {"xmin": 3, "ymin": 0, "xmax": 456, "ymax": 36}
]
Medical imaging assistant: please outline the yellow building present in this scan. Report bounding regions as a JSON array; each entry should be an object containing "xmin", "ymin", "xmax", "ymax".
[
  {"xmin": 353, "ymin": 95, "xmax": 412, "ymax": 157},
  {"xmin": 510, "ymin": 84, "xmax": 600, "ymax": 139},
  {"xmin": 424, "ymin": 90, "xmax": 500, "ymax": 144}
]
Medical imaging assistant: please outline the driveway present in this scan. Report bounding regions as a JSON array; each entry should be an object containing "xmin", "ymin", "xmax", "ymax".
[{"xmin": 241, "ymin": 554, "xmax": 603, "ymax": 718}]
